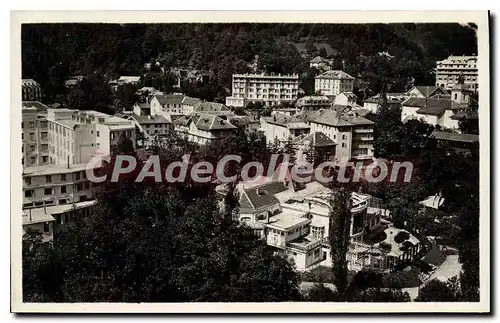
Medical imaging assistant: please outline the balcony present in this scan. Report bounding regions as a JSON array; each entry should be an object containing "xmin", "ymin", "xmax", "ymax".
[
  {"xmin": 287, "ymin": 236, "xmax": 327, "ymax": 253},
  {"xmin": 354, "ymin": 128, "xmax": 373, "ymax": 133}
]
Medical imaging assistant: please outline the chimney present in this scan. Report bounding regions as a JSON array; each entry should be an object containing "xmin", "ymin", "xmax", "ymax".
[{"xmin": 67, "ymin": 156, "xmax": 70, "ymax": 169}]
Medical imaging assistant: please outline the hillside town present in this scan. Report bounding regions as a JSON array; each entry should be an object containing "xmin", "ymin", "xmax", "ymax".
[{"xmin": 20, "ymin": 23, "xmax": 480, "ymax": 303}]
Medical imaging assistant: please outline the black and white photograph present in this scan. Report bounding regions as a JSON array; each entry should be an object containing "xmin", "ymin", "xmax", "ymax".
[{"xmin": 10, "ymin": 11, "xmax": 490, "ymax": 313}]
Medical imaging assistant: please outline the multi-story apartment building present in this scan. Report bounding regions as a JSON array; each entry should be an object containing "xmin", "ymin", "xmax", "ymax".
[
  {"xmin": 173, "ymin": 113, "xmax": 237, "ymax": 145},
  {"xmin": 22, "ymin": 163, "xmax": 98, "ymax": 242},
  {"xmin": 314, "ymin": 70, "xmax": 355, "ymax": 97},
  {"xmin": 295, "ymin": 95, "xmax": 332, "ymax": 111},
  {"xmin": 22, "ymin": 79, "xmax": 42, "ymax": 101},
  {"xmin": 308, "ymin": 109, "xmax": 375, "ymax": 162},
  {"xmin": 47, "ymin": 109, "xmax": 136, "ymax": 165},
  {"xmin": 225, "ymin": 73, "xmax": 299, "ymax": 108},
  {"xmin": 22, "ymin": 102, "xmax": 50, "ymax": 167},
  {"xmin": 435, "ymin": 55, "xmax": 478, "ymax": 91},
  {"xmin": 261, "ymin": 113, "xmax": 310, "ymax": 145}
]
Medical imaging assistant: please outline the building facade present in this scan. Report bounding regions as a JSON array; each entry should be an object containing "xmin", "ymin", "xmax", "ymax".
[
  {"xmin": 150, "ymin": 94, "xmax": 202, "ymax": 116},
  {"xmin": 314, "ymin": 70, "xmax": 355, "ymax": 97},
  {"xmin": 22, "ymin": 79, "xmax": 42, "ymax": 101},
  {"xmin": 173, "ymin": 113, "xmax": 237, "ymax": 145},
  {"xmin": 22, "ymin": 102, "xmax": 50, "ymax": 167},
  {"xmin": 296, "ymin": 95, "xmax": 332, "ymax": 111},
  {"xmin": 225, "ymin": 73, "xmax": 299, "ymax": 108},
  {"xmin": 261, "ymin": 113, "xmax": 310, "ymax": 145},
  {"xmin": 308, "ymin": 109, "xmax": 375, "ymax": 162},
  {"xmin": 435, "ymin": 55, "xmax": 478, "ymax": 91},
  {"xmin": 47, "ymin": 109, "xmax": 136, "ymax": 165},
  {"xmin": 231, "ymin": 179, "xmax": 393, "ymax": 272}
]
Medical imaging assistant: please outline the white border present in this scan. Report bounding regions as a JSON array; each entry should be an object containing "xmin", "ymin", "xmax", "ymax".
[{"xmin": 10, "ymin": 10, "xmax": 490, "ymax": 313}]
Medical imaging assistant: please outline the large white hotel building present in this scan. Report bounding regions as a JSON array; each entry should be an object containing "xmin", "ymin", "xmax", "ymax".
[
  {"xmin": 225, "ymin": 73, "xmax": 299, "ymax": 108},
  {"xmin": 435, "ymin": 55, "xmax": 478, "ymax": 91}
]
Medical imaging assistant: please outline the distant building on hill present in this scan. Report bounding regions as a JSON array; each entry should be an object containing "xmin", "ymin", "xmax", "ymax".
[
  {"xmin": 22, "ymin": 79, "xmax": 42, "ymax": 101},
  {"xmin": 225, "ymin": 73, "xmax": 299, "ymax": 108}
]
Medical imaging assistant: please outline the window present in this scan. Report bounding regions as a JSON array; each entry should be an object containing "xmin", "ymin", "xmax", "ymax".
[
  {"xmin": 342, "ymin": 143, "xmax": 346, "ymax": 148},
  {"xmin": 61, "ymin": 174, "xmax": 66, "ymax": 181},
  {"xmin": 29, "ymin": 122, "xmax": 35, "ymax": 128},
  {"xmin": 43, "ymin": 222, "xmax": 50, "ymax": 233},
  {"xmin": 75, "ymin": 172, "xmax": 80, "ymax": 180},
  {"xmin": 21, "ymin": 133, "xmax": 24, "ymax": 140},
  {"xmin": 97, "ymin": 131, "xmax": 100, "ymax": 137},
  {"xmin": 85, "ymin": 182, "xmax": 90, "ymax": 189},
  {"xmin": 44, "ymin": 188, "xmax": 53, "ymax": 195},
  {"xmin": 29, "ymin": 145, "xmax": 35, "ymax": 152},
  {"xmin": 24, "ymin": 190, "xmax": 34, "ymax": 198},
  {"xmin": 110, "ymin": 133, "xmax": 115, "ymax": 140},
  {"xmin": 21, "ymin": 122, "xmax": 24, "ymax": 129},
  {"xmin": 59, "ymin": 199, "xmax": 67, "ymax": 205},
  {"xmin": 56, "ymin": 214, "xmax": 62, "ymax": 225},
  {"xmin": 46, "ymin": 175, "xmax": 52, "ymax": 183},
  {"xmin": 61, "ymin": 186, "xmax": 67, "ymax": 194},
  {"xmin": 64, "ymin": 213, "xmax": 70, "ymax": 224},
  {"xmin": 42, "ymin": 156, "xmax": 48, "ymax": 163},
  {"xmin": 41, "ymin": 132, "xmax": 48, "ymax": 139},
  {"xmin": 24, "ymin": 177, "xmax": 31, "ymax": 185},
  {"xmin": 41, "ymin": 144, "xmax": 48, "ymax": 151},
  {"xmin": 30, "ymin": 157, "xmax": 35, "ymax": 164}
]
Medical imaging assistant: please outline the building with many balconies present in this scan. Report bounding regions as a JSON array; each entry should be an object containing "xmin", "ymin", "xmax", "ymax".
[
  {"xmin": 308, "ymin": 108, "xmax": 375, "ymax": 163},
  {"xmin": 295, "ymin": 95, "xmax": 332, "ymax": 111},
  {"xmin": 22, "ymin": 79, "xmax": 42, "ymax": 101},
  {"xmin": 435, "ymin": 55, "xmax": 478, "ymax": 91},
  {"xmin": 225, "ymin": 73, "xmax": 299, "ymax": 108}
]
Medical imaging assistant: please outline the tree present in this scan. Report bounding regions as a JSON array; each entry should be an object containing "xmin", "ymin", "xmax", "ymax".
[
  {"xmin": 115, "ymin": 83, "xmax": 138, "ymax": 111},
  {"xmin": 416, "ymin": 277, "xmax": 462, "ymax": 302},
  {"xmin": 394, "ymin": 231, "xmax": 410, "ymax": 244},
  {"xmin": 318, "ymin": 47, "xmax": 328, "ymax": 58},
  {"xmin": 328, "ymin": 186, "xmax": 353, "ymax": 300},
  {"xmin": 305, "ymin": 283, "xmax": 339, "ymax": 302}
]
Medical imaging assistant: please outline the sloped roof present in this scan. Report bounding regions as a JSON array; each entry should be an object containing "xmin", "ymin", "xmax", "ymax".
[
  {"xmin": 182, "ymin": 96, "xmax": 202, "ymax": 106},
  {"xmin": 310, "ymin": 56, "xmax": 330, "ymax": 64},
  {"xmin": 315, "ymin": 70, "xmax": 355, "ymax": 80},
  {"xmin": 430, "ymin": 130, "xmax": 479, "ymax": 144},
  {"xmin": 311, "ymin": 109, "xmax": 374, "ymax": 127},
  {"xmin": 293, "ymin": 131, "xmax": 336, "ymax": 147},
  {"xmin": 154, "ymin": 94, "xmax": 184, "ymax": 105},
  {"xmin": 403, "ymin": 97, "xmax": 461, "ymax": 116},
  {"xmin": 412, "ymin": 85, "xmax": 449, "ymax": 98},
  {"xmin": 131, "ymin": 114, "xmax": 171, "ymax": 124},
  {"xmin": 264, "ymin": 113, "xmax": 310, "ymax": 129},
  {"xmin": 194, "ymin": 101, "xmax": 231, "ymax": 113},
  {"xmin": 191, "ymin": 113, "xmax": 237, "ymax": 131},
  {"xmin": 242, "ymin": 182, "xmax": 288, "ymax": 210}
]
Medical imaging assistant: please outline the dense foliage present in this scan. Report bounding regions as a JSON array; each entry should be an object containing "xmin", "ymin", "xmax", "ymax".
[{"xmin": 23, "ymin": 23, "xmax": 477, "ymax": 105}]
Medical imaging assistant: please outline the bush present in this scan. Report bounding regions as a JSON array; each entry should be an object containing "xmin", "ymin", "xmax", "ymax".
[
  {"xmin": 382, "ymin": 265, "xmax": 421, "ymax": 288},
  {"xmin": 394, "ymin": 231, "xmax": 410, "ymax": 244}
]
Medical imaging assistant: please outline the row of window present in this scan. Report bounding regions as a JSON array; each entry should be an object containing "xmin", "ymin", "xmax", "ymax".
[
  {"xmin": 24, "ymin": 182, "xmax": 90, "ymax": 197},
  {"xmin": 24, "ymin": 172, "xmax": 87, "ymax": 186}
]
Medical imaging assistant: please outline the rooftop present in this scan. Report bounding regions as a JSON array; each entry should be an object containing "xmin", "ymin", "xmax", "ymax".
[
  {"xmin": 315, "ymin": 70, "xmax": 355, "ymax": 80},
  {"xmin": 260, "ymin": 208, "xmax": 310, "ymax": 231},
  {"xmin": 264, "ymin": 113, "xmax": 310, "ymax": 129},
  {"xmin": 23, "ymin": 163, "xmax": 92, "ymax": 177},
  {"xmin": 293, "ymin": 132, "xmax": 336, "ymax": 147},
  {"xmin": 23, "ymin": 200, "xmax": 97, "ymax": 224},
  {"xmin": 430, "ymin": 130, "xmax": 479, "ymax": 144},
  {"xmin": 402, "ymin": 97, "xmax": 462, "ymax": 116},
  {"xmin": 131, "ymin": 114, "xmax": 170, "ymax": 124},
  {"xmin": 311, "ymin": 109, "xmax": 374, "ymax": 127},
  {"xmin": 240, "ymin": 182, "xmax": 288, "ymax": 210},
  {"xmin": 22, "ymin": 101, "xmax": 50, "ymax": 112},
  {"xmin": 233, "ymin": 73, "xmax": 299, "ymax": 79}
]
